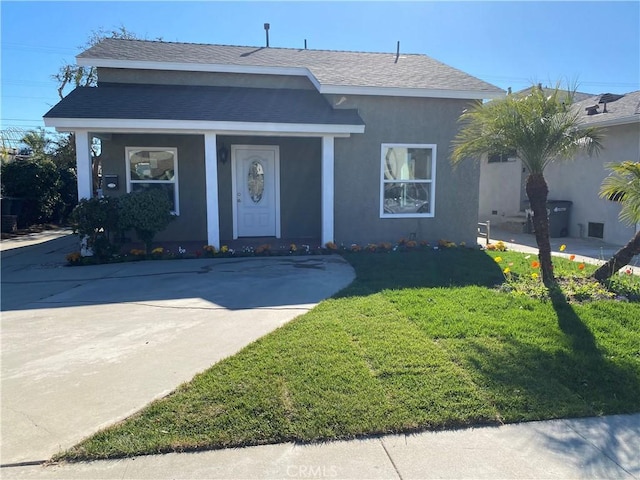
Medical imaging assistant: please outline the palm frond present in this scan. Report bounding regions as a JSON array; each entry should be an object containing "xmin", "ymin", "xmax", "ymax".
[
  {"xmin": 599, "ymin": 161, "xmax": 640, "ymax": 226},
  {"xmin": 451, "ymin": 83, "xmax": 602, "ymax": 174}
]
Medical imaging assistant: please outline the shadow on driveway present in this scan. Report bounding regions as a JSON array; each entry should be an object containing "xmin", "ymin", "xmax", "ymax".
[
  {"xmin": 1, "ymin": 234, "xmax": 355, "ymax": 312},
  {"xmin": 1, "ymin": 234, "xmax": 355, "ymax": 465}
]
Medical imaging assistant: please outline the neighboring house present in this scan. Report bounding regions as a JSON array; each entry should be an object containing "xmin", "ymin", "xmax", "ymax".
[
  {"xmin": 44, "ymin": 38, "xmax": 503, "ymax": 248},
  {"xmin": 478, "ymin": 90, "xmax": 640, "ymax": 246}
]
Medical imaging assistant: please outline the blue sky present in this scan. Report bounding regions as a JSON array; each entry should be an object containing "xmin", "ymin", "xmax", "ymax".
[{"xmin": 1, "ymin": 1, "xmax": 639, "ymax": 134}]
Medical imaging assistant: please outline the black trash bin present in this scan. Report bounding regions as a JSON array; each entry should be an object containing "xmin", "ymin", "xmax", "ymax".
[
  {"xmin": 547, "ymin": 200, "xmax": 572, "ymax": 237},
  {"xmin": 525, "ymin": 200, "xmax": 572, "ymax": 237}
]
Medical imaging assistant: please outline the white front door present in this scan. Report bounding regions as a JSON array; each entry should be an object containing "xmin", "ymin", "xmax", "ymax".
[{"xmin": 232, "ymin": 145, "xmax": 280, "ymax": 238}]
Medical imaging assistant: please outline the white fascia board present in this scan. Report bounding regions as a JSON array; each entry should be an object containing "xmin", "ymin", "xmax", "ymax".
[
  {"xmin": 78, "ymin": 58, "xmax": 323, "ymax": 91},
  {"xmin": 319, "ymin": 84, "xmax": 506, "ymax": 100},
  {"xmin": 43, "ymin": 117, "xmax": 364, "ymax": 136}
]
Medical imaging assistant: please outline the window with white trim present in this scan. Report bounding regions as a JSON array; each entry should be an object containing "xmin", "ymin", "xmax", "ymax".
[
  {"xmin": 126, "ymin": 147, "xmax": 179, "ymax": 214},
  {"xmin": 381, "ymin": 143, "xmax": 436, "ymax": 217}
]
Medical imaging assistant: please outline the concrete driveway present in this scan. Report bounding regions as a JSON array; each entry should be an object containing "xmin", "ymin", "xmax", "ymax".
[{"xmin": 0, "ymin": 233, "xmax": 355, "ymax": 466}]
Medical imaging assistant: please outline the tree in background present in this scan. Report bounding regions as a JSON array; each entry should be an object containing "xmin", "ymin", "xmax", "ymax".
[
  {"xmin": 1, "ymin": 129, "xmax": 77, "ymax": 227},
  {"xmin": 53, "ymin": 26, "xmax": 138, "ymax": 100},
  {"xmin": 592, "ymin": 161, "xmax": 640, "ymax": 282},
  {"xmin": 451, "ymin": 85, "xmax": 602, "ymax": 286},
  {"xmin": 52, "ymin": 26, "xmax": 139, "ymax": 194},
  {"xmin": 19, "ymin": 128, "xmax": 51, "ymax": 157},
  {"xmin": 1, "ymin": 158, "xmax": 61, "ymax": 226}
]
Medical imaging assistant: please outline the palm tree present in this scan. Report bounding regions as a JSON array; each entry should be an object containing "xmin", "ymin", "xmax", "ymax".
[
  {"xmin": 592, "ymin": 161, "xmax": 640, "ymax": 282},
  {"xmin": 21, "ymin": 128, "xmax": 51, "ymax": 157},
  {"xmin": 452, "ymin": 85, "xmax": 602, "ymax": 286}
]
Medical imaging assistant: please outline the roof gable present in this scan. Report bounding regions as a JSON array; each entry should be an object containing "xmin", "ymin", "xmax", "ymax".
[{"xmin": 78, "ymin": 38, "xmax": 504, "ymax": 100}]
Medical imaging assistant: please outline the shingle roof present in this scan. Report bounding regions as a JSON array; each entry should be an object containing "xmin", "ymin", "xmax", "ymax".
[
  {"xmin": 43, "ymin": 83, "xmax": 364, "ymax": 126},
  {"xmin": 78, "ymin": 38, "xmax": 504, "ymax": 97},
  {"xmin": 572, "ymin": 90, "xmax": 640, "ymax": 126},
  {"xmin": 515, "ymin": 86, "xmax": 593, "ymax": 102}
]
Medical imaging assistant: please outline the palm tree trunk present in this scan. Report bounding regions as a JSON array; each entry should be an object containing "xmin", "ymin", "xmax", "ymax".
[
  {"xmin": 592, "ymin": 230, "xmax": 640, "ymax": 282},
  {"xmin": 526, "ymin": 173, "xmax": 556, "ymax": 286}
]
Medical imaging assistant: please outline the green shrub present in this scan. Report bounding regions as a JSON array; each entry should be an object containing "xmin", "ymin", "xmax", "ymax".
[
  {"xmin": 54, "ymin": 167, "xmax": 78, "ymax": 222},
  {"xmin": 118, "ymin": 188, "xmax": 175, "ymax": 254},
  {"xmin": 1, "ymin": 158, "xmax": 62, "ymax": 227},
  {"xmin": 69, "ymin": 196, "xmax": 121, "ymax": 259}
]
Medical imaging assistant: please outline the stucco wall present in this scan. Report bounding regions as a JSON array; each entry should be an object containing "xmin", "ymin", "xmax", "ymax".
[
  {"xmin": 98, "ymin": 68, "xmax": 315, "ymax": 90},
  {"xmin": 101, "ymin": 134, "xmax": 321, "ymax": 244},
  {"xmin": 329, "ymin": 95, "xmax": 480, "ymax": 246},
  {"xmin": 96, "ymin": 67, "xmax": 480, "ymax": 246},
  {"xmin": 216, "ymin": 136, "xmax": 321, "ymax": 242},
  {"xmin": 544, "ymin": 122, "xmax": 639, "ymax": 245},
  {"xmin": 478, "ymin": 157, "xmax": 525, "ymax": 221},
  {"xmin": 101, "ymin": 133, "xmax": 208, "ymax": 242}
]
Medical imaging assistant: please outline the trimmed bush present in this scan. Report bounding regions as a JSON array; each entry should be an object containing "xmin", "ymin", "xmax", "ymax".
[
  {"xmin": 118, "ymin": 188, "xmax": 175, "ymax": 254},
  {"xmin": 69, "ymin": 196, "xmax": 121, "ymax": 259}
]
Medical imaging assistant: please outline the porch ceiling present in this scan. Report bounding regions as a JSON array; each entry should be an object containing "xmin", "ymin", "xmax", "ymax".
[{"xmin": 43, "ymin": 83, "xmax": 365, "ymax": 135}]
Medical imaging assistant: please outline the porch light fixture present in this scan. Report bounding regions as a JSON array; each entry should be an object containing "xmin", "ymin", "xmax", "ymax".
[{"xmin": 217, "ymin": 144, "xmax": 229, "ymax": 164}]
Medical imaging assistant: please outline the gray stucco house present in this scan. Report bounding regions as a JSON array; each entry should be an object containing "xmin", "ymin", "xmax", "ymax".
[
  {"xmin": 44, "ymin": 38, "xmax": 504, "ymax": 248},
  {"xmin": 478, "ymin": 90, "xmax": 640, "ymax": 246}
]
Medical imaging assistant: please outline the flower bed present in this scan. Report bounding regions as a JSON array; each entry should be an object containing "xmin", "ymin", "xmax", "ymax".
[{"xmin": 65, "ymin": 238, "xmax": 476, "ymax": 266}]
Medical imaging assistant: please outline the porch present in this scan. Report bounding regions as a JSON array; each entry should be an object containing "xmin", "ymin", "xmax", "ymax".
[{"xmin": 43, "ymin": 82, "xmax": 366, "ymax": 250}]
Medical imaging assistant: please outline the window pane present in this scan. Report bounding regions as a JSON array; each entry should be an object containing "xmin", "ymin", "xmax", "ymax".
[
  {"xmin": 384, "ymin": 147, "xmax": 432, "ymax": 181},
  {"xmin": 383, "ymin": 182, "xmax": 431, "ymax": 214},
  {"xmin": 129, "ymin": 150, "xmax": 175, "ymax": 181},
  {"xmin": 131, "ymin": 183, "xmax": 176, "ymax": 212}
]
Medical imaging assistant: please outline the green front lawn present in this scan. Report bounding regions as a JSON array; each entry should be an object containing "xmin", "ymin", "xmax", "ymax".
[{"xmin": 58, "ymin": 248, "xmax": 640, "ymax": 461}]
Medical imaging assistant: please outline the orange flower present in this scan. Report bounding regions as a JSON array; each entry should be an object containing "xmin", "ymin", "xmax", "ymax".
[
  {"xmin": 569, "ymin": 255, "xmax": 576, "ymax": 261},
  {"xmin": 578, "ymin": 263, "xmax": 585, "ymax": 270},
  {"xmin": 531, "ymin": 261, "xmax": 540, "ymax": 269}
]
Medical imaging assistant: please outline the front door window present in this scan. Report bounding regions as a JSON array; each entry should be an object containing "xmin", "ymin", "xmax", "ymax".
[{"xmin": 248, "ymin": 161, "xmax": 265, "ymax": 203}]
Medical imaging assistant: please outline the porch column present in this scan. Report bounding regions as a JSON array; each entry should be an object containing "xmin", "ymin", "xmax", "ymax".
[
  {"xmin": 74, "ymin": 130, "xmax": 92, "ymax": 200},
  {"xmin": 321, "ymin": 136, "xmax": 335, "ymax": 245},
  {"xmin": 204, "ymin": 132, "xmax": 221, "ymax": 248}
]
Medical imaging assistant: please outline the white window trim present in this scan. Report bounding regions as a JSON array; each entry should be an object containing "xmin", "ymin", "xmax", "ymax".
[
  {"xmin": 380, "ymin": 143, "xmax": 437, "ymax": 219},
  {"xmin": 125, "ymin": 146, "xmax": 180, "ymax": 215}
]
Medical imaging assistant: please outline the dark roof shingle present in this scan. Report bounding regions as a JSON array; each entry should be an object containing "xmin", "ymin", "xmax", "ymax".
[
  {"xmin": 78, "ymin": 38, "xmax": 504, "ymax": 96},
  {"xmin": 572, "ymin": 90, "xmax": 640, "ymax": 126},
  {"xmin": 44, "ymin": 83, "xmax": 365, "ymax": 126}
]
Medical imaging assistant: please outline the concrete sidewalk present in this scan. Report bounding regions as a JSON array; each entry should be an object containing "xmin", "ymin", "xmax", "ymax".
[
  {"xmin": 5, "ymin": 414, "xmax": 639, "ymax": 479},
  {"xmin": 0, "ymin": 228, "xmax": 74, "ymax": 252}
]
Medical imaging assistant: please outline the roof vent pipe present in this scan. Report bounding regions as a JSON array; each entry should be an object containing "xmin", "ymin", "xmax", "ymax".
[
  {"xmin": 304, "ymin": 39, "xmax": 307, "ymax": 49},
  {"xmin": 395, "ymin": 41, "xmax": 400, "ymax": 63},
  {"xmin": 264, "ymin": 23, "xmax": 270, "ymax": 47}
]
